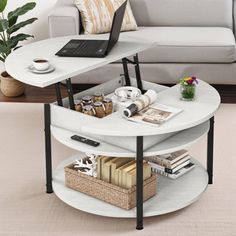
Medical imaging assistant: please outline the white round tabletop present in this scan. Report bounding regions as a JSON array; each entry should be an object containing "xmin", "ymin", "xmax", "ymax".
[
  {"xmin": 5, "ymin": 35, "xmax": 152, "ymax": 88},
  {"xmin": 5, "ymin": 35, "xmax": 220, "ymax": 137}
]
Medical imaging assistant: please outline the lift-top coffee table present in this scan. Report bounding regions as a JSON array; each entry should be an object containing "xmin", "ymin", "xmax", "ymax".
[{"xmin": 5, "ymin": 35, "xmax": 220, "ymax": 230}]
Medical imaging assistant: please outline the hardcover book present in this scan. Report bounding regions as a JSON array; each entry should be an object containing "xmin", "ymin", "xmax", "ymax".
[
  {"xmin": 103, "ymin": 157, "xmax": 119, "ymax": 183},
  {"xmin": 121, "ymin": 162, "xmax": 137, "ymax": 188},
  {"xmin": 110, "ymin": 158, "xmax": 132, "ymax": 184},
  {"xmin": 145, "ymin": 149, "xmax": 189, "ymax": 169},
  {"xmin": 148, "ymin": 159, "xmax": 190, "ymax": 174},
  {"xmin": 99, "ymin": 156, "xmax": 114, "ymax": 181},
  {"xmin": 151, "ymin": 161, "xmax": 195, "ymax": 179},
  {"xmin": 116, "ymin": 161, "xmax": 135, "ymax": 186},
  {"xmin": 125, "ymin": 163, "xmax": 151, "ymax": 189}
]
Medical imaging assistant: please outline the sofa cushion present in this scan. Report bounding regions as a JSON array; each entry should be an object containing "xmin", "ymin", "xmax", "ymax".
[
  {"xmin": 130, "ymin": 0, "xmax": 233, "ymax": 29},
  {"xmin": 74, "ymin": 0, "xmax": 137, "ymax": 34},
  {"xmin": 121, "ymin": 27, "xmax": 236, "ymax": 63}
]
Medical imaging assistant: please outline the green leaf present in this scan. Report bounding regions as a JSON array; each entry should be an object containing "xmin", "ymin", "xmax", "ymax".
[
  {"xmin": 0, "ymin": 56, "xmax": 4, "ymax": 62},
  {"xmin": 0, "ymin": 44, "xmax": 10, "ymax": 59},
  {"xmin": 13, "ymin": 46, "xmax": 21, "ymax": 51},
  {"xmin": 8, "ymin": 2, "xmax": 36, "ymax": 27},
  {"xmin": 8, "ymin": 16, "xmax": 18, "ymax": 28},
  {"xmin": 7, "ymin": 17, "xmax": 37, "ymax": 34},
  {"xmin": 0, "ymin": 19, "xmax": 8, "ymax": 32},
  {"xmin": 0, "ymin": 45, "xmax": 4, "ymax": 51},
  {"xmin": 0, "ymin": 0, "xmax": 7, "ymax": 13},
  {"xmin": 10, "ymin": 33, "xmax": 33, "ymax": 48}
]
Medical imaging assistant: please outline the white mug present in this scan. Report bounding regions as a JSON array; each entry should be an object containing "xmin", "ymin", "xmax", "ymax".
[{"xmin": 33, "ymin": 58, "xmax": 50, "ymax": 71}]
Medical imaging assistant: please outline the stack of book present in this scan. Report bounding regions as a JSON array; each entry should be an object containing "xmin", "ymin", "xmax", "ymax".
[
  {"xmin": 145, "ymin": 150, "xmax": 195, "ymax": 179},
  {"xmin": 96, "ymin": 156, "xmax": 152, "ymax": 189}
]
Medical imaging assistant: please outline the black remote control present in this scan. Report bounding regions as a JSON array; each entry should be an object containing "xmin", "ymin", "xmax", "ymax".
[{"xmin": 71, "ymin": 135, "xmax": 100, "ymax": 147}]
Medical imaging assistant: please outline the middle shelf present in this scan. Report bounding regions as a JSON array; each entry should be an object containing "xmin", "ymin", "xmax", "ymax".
[{"xmin": 51, "ymin": 120, "xmax": 209, "ymax": 157}]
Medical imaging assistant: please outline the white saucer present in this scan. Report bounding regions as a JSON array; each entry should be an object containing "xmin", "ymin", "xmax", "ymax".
[{"xmin": 28, "ymin": 64, "xmax": 55, "ymax": 74}]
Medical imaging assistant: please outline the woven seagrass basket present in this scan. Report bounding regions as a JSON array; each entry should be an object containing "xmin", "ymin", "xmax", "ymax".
[{"xmin": 65, "ymin": 164, "xmax": 157, "ymax": 209}]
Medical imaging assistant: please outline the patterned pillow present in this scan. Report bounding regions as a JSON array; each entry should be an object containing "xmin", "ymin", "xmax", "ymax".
[{"xmin": 74, "ymin": 0, "xmax": 138, "ymax": 34}]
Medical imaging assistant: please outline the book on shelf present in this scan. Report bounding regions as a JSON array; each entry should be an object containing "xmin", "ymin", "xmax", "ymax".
[
  {"xmin": 121, "ymin": 162, "xmax": 137, "ymax": 188},
  {"xmin": 110, "ymin": 158, "xmax": 133, "ymax": 184},
  {"xmin": 125, "ymin": 103, "xmax": 183, "ymax": 127},
  {"xmin": 96, "ymin": 156, "xmax": 103, "ymax": 179},
  {"xmin": 151, "ymin": 161, "xmax": 195, "ymax": 179},
  {"xmin": 115, "ymin": 160, "xmax": 135, "ymax": 186},
  {"xmin": 148, "ymin": 158, "xmax": 190, "ymax": 174},
  {"xmin": 145, "ymin": 149, "xmax": 189, "ymax": 169},
  {"xmin": 125, "ymin": 162, "xmax": 151, "ymax": 189},
  {"xmin": 96, "ymin": 156, "xmax": 153, "ymax": 188},
  {"xmin": 98, "ymin": 156, "xmax": 113, "ymax": 181},
  {"xmin": 102, "ymin": 157, "xmax": 119, "ymax": 183},
  {"xmin": 165, "ymin": 159, "xmax": 190, "ymax": 174}
]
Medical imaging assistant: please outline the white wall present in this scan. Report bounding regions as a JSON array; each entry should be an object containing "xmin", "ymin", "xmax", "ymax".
[{"xmin": 5, "ymin": 0, "xmax": 58, "ymax": 41}]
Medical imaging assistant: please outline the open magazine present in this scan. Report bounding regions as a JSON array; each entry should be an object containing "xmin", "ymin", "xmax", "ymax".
[{"xmin": 125, "ymin": 103, "xmax": 183, "ymax": 127}]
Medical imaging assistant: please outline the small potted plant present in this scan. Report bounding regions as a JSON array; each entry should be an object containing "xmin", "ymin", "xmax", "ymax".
[
  {"xmin": 179, "ymin": 76, "xmax": 198, "ymax": 101},
  {"xmin": 0, "ymin": 0, "xmax": 37, "ymax": 97}
]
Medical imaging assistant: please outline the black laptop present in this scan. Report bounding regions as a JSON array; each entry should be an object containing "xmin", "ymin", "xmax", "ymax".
[{"xmin": 55, "ymin": 0, "xmax": 127, "ymax": 58}]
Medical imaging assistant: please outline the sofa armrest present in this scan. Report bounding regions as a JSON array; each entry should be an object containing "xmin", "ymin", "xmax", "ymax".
[{"xmin": 48, "ymin": 6, "xmax": 80, "ymax": 38}]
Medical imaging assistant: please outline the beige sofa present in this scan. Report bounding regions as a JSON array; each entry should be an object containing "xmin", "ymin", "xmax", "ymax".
[{"xmin": 48, "ymin": 0, "xmax": 236, "ymax": 84}]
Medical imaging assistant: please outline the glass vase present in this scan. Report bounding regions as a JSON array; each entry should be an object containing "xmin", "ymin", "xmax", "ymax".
[{"xmin": 180, "ymin": 84, "xmax": 196, "ymax": 101}]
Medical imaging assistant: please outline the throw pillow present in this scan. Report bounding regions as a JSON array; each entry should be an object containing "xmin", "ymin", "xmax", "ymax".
[{"xmin": 74, "ymin": 0, "xmax": 138, "ymax": 34}]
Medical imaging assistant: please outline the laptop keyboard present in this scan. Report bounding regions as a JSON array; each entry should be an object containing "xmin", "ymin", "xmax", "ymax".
[{"xmin": 73, "ymin": 40, "xmax": 108, "ymax": 56}]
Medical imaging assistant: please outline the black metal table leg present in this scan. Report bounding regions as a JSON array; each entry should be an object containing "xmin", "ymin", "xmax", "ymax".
[
  {"xmin": 207, "ymin": 116, "xmax": 215, "ymax": 184},
  {"xmin": 44, "ymin": 104, "xmax": 53, "ymax": 193},
  {"xmin": 133, "ymin": 54, "xmax": 144, "ymax": 93},
  {"xmin": 122, "ymin": 58, "xmax": 131, "ymax": 86},
  {"xmin": 55, "ymin": 83, "xmax": 63, "ymax": 106},
  {"xmin": 136, "ymin": 136, "xmax": 144, "ymax": 230},
  {"xmin": 66, "ymin": 78, "xmax": 75, "ymax": 110}
]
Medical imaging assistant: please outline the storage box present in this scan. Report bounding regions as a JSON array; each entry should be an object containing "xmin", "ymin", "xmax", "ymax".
[
  {"xmin": 64, "ymin": 164, "xmax": 157, "ymax": 209},
  {"xmin": 51, "ymin": 77, "xmax": 178, "ymax": 152}
]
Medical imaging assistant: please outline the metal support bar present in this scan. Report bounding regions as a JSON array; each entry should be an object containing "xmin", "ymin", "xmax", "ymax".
[
  {"xmin": 44, "ymin": 104, "xmax": 53, "ymax": 194},
  {"xmin": 136, "ymin": 136, "xmax": 144, "ymax": 230},
  {"xmin": 122, "ymin": 58, "xmax": 131, "ymax": 86},
  {"xmin": 133, "ymin": 54, "xmax": 144, "ymax": 93},
  {"xmin": 55, "ymin": 83, "xmax": 63, "ymax": 106},
  {"xmin": 207, "ymin": 116, "xmax": 215, "ymax": 184},
  {"xmin": 126, "ymin": 58, "xmax": 135, "ymax": 65},
  {"xmin": 66, "ymin": 78, "xmax": 75, "ymax": 110}
]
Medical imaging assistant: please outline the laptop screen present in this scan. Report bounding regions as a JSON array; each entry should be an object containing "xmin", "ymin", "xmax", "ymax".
[{"xmin": 106, "ymin": 0, "xmax": 128, "ymax": 53}]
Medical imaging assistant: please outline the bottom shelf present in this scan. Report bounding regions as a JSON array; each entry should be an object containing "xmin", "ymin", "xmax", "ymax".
[{"xmin": 52, "ymin": 154, "xmax": 208, "ymax": 218}]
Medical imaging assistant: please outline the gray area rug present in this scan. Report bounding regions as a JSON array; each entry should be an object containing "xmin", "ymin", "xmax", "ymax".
[{"xmin": 0, "ymin": 103, "xmax": 235, "ymax": 236}]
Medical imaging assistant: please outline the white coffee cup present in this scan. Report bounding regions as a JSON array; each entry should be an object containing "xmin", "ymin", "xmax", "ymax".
[{"xmin": 33, "ymin": 58, "xmax": 50, "ymax": 71}]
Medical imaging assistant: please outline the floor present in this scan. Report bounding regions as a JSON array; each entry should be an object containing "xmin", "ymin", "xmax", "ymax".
[
  {"xmin": 0, "ymin": 84, "xmax": 236, "ymax": 103},
  {"xmin": 0, "ymin": 83, "xmax": 90, "ymax": 103},
  {"xmin": 0, "ymin": 84, "xmax": 69, "ymax": 103},
  {"xmin": 0, "ymin": 103, "xmax": 236, "ymax": 236}
]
